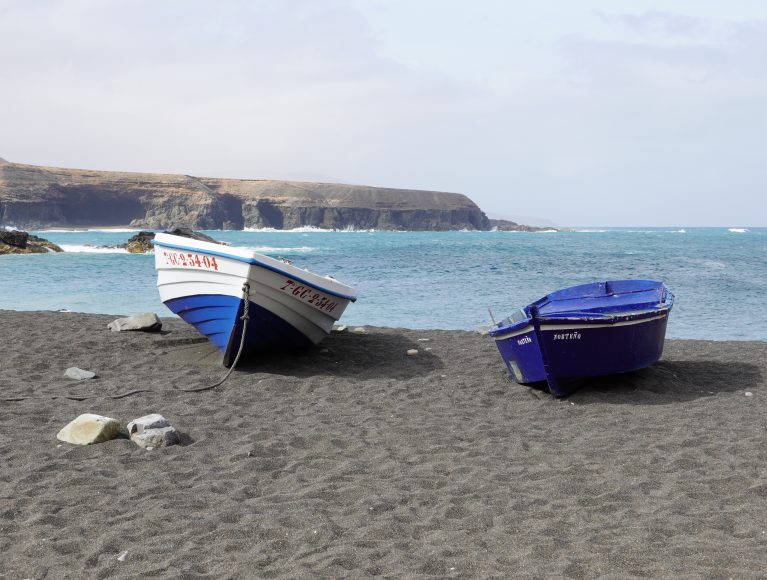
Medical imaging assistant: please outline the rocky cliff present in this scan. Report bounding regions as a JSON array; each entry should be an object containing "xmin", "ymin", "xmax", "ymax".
[{"xmin": 0, "ymin": 160, "xmax": 491, "ymax": 231}]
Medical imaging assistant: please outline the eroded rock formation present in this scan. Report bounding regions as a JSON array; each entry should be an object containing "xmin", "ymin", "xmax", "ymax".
[
  {"xmin": 0, "ymin": 160, "xmax": 492, "ymax": 231},
  {"xmin": 0, "ymin": 229, "xmax": 63, "ymax": 254}
]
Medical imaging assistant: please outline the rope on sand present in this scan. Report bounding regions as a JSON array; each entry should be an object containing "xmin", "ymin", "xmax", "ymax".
[
  {"xmin": 175, "ymin": 282, "xmax": 251, "ymax": 393},
  {"xmin": 2, "ymin": 283, "xmax": 252, "ymax": 401}
]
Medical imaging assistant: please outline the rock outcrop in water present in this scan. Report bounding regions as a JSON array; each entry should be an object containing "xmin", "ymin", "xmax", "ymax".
[
  {"xmin": 124, "ymin": 228, "xmax": 224, "ymax": 253},
  {"xmin": 0, "ymin": 229, "xmax": 63, "ymax": 254},
  {"xmin": 0, "ymin": 160, "xmax": 492, "ymax": 231},
  {"xmin": 488, "ymin": 219, "xmax": 558, "ymax": 232}
]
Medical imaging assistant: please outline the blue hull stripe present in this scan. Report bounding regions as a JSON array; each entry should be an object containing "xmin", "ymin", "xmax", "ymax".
[{"xmin": 164, "ymin": 293, "xmax": 315, "ymax": 365}]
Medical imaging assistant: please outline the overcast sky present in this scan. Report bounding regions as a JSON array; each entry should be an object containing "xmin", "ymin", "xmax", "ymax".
[{"xmin": 1, "ymin": 0, "xmax": 766, "ymax": 226}]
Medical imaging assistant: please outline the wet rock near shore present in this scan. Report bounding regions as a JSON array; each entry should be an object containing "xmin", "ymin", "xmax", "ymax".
[
  {"xmin": 0, "ymin": 229, "xmax": 63, "ymax": 254},
  {"xmin": 124, "ymin": 227, "xmax": 225, "ymax": 253}
]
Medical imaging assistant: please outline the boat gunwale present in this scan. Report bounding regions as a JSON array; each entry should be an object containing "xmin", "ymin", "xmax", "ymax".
[{"xmin": 152, "ymin": 237, "xmax": 357, "ymax": 302}]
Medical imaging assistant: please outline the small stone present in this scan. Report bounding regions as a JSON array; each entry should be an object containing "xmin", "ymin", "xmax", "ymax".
[
  {"xmin": 57, "ymin": 413, "xmax": 120, "ymax": 445},
  {"xmin": 127, "ymin": 413, "xmax": 171, "ymax": 436},
  {"xmin": 352, "ymin": 327, "xmax": 366, "ymax": 333},
  {"xmin": 131, "ymin": 427, "xmax": 179, "ymax": 449},
  {"xmin": 333, "ymin": 324, "xmax": 347, "ymax": 332},
  {"xmin": 745, "ymin": 392, "xmax": 753, "ymax": 397},
  {"xmin": 64, "ymin": 367, "xmax": 96, "ymax": 380},
  {"xmin": 406, "ymin": 349, "xmax": 418, "ymax": 356},
  {"xmin": 117, "ymin": 551, "xmax": 128, "ymax": 562},
  {"xmin": 108, "ymin": 313, "xmax": 162, "ymax": 332},
  {"xmin": 417, "ymin": 338, "xmax": 430, "ymax": 342},
  {"xmin": 320, "ymin": 348, "xmax": 329, "ymax": 353}
]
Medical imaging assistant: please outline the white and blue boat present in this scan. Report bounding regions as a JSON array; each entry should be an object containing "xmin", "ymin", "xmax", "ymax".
[
  {"xmin": 489, "ymin": 280, "xmax": 674, "ymax": 397},
  {"xmin": 153, "ymin": 233, "xmax": 357, "ymax": 366}
]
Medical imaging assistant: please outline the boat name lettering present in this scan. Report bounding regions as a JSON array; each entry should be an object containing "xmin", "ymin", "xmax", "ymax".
[
  {"xmin": 279, "ymin": 279, "xmax": 338, "ymax": 313},
  {"xmin": 517, "ymin": 336, "xmax": 532, "ymax": 346},
  {"xmin": 163, "ymin": 250, "xmax": 219, "ymax": 271},
  {"xmin": 553, "ymin": 332, "xmax": 582, "ymax": 341}
]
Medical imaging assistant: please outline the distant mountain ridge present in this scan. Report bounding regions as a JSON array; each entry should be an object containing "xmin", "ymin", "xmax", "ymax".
[{"xmin": 0, "ymin": 160, "xmax": 493, "ymax": 231}]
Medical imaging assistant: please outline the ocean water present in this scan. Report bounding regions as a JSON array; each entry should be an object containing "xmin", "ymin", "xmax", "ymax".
[{"xmin": 1, "ymin": 227, "xmax": 765, "ymax": 341}]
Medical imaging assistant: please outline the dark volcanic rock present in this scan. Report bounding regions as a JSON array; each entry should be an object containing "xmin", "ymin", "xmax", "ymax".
[
  {"xmin": 0, "ymin": 161, "xmax": 496, "ymax": 231},
  {"xmin": 164, "ymin": 227, "xmax": 222, "ymax": 244},
  {"xmin": 125, "ymin": 227, "xmax": 224, "ymax": 253},
  {"xmin": 0, "ymin": 229, "xmax": 27, "ymax": 248},
  {"xmin": 125, "ymin": 231, "xmax": 156, "ymax": 254},
  {"xmin": 0, "ymin": 229, "xmax": 63, "ymax": 254}
]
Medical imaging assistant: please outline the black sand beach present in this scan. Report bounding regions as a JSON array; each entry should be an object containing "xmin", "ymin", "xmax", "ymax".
[{"xmin": 1, "ymin": 310, "xmax": 765, "ymax": 578}]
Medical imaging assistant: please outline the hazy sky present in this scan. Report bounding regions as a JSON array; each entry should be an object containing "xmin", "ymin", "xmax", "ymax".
[{"xmin": 1, "ymin": 0, "xmax": 766, "ymax": 226}]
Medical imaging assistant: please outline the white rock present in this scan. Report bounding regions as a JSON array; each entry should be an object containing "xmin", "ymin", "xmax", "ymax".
[
  {"xmin": 745, "ymin": 392, "xmax": 753, "ymax": 397},
  {"xmin": 64, "ymin": 367, "xmax": 96, "ymax": 380},
  {"xmin": 406, "ymin": 349, "xmax": 418, "ymax": 356},
  {"xmin": 108, "ymin": 313, "xmax": 162, "ymax": 332},
  {"xmin": 417, "ymin": 338, "xmax": 430, "ymax": 342},
  {"xmin": 127, "ymin": 413, "xmax": 171, "ymax": 436},
  {"xmin": 352, "ymin": 327, "xmax": 366, "ymax": 333},
  {"xmin": 333, "ymin": 325, "xmax": 347, "ymax": 332},
  {"xmin": 57, "ymin": 413, "xmax": 120, "ymax": 445},
  {"xmin": 131, "ymin": 426, "xmax": 180, "ymax": 449}
]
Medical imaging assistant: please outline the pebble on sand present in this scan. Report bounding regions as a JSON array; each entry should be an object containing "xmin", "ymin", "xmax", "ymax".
[
  {"xmin": 64, "ymin": 367, "xmax": 96, "ymax": 380},
  {"xmin": 107, "ymin": 312, "xmax": 162, "ymax": 332},
  {"xmin": 56, "ymin": 413, "xmax": 121, "ymax": 445},
  {"xmin": 407, "ymin": 349, "xmax": 419, "ymax": 356}
]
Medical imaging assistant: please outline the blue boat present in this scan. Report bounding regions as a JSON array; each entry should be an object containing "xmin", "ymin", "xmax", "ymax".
[{"xmin": 488, "ymin": 280, "xmax": 674, "ymax": 396}]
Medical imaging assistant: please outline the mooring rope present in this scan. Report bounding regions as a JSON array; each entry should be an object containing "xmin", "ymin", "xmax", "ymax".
[
  {"xmin": 2, "ymin": 282, "xmax": 253, "ymax": 401},
  {"xmin": 176, "ymin": 282, "xmax": 251, "ymax": 392}
]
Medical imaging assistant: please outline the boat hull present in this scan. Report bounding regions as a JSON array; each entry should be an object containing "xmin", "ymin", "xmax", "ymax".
[
  {"xmin": 489, "ymin": 280, "xmax": 673, "ymax": 396},
  {"xmin": 535, "ymin": 312, "xmax": 670, "ymax": 395},
  {"xmin": 153, "ymin": 233, "xmax": 356, "ymax": 366}
]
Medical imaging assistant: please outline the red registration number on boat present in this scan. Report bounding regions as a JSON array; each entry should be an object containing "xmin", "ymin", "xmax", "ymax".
[
  {"xmin": 279, "ymin": 279, "xmax": 339, "ymax": 313},
  {"xmin": 161, "ymin": 250, "xmax": 219, "ymax": 271}
]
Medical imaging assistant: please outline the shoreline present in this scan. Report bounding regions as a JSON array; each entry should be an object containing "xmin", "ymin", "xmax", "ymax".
[
  {"xmin": 1, "ymin": 309, "xmax": 766, "ymax": 576},
  {"xmin": 4, "ymin": 307, "xmax": 767, "ymax": 344}
]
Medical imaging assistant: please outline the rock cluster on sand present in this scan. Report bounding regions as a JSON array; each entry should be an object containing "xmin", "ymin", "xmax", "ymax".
[
  {"xmin": 0, "ymin": 229, "xmax": 63, "ymax": 254},
  {"xmin": 56, "ymin": 412, "xmax": 180, "ymax": 449},
  {"xmin": 108, "ymin": 313, "xmax": 162, "ymax": 332},
  {"xmin": 127, "ymin": 414, "xmax": 180, "ymax": 449},
  {"xmin": 56, "ymin": 413, "xmax": 121, "ymax": 445}
]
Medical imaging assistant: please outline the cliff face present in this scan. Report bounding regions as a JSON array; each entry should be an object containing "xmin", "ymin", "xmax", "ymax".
[{"xmin": 0, "ymin": 161, "xmax": 491, "ymax": 231}]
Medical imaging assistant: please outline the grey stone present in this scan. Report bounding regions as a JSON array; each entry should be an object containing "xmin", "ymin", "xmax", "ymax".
[
  {"xmin": 57, "ymin": 413, "xmax": 120, "ymax": 445},
  {"xmin": 127, "ymin": 413, "xmax": 171, "ymax": 435},
  {"xmin": 108, "ymin": 313, "xmax": 162, "ymax": 332},
  {"xmin": 65, "ymin": 367, "xmax": 96, "ymax": 380},
  {"xmin": 131, "ymin": 426, "xmax": 180, "ymax": 449}
]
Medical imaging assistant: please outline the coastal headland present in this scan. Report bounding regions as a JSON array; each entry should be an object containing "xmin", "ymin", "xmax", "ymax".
[
  {"xmin": 1, "ymin": 309, "xmax": 765, "ymax": 577},
  {"xmin": 0, "ymin": 159, "xmax": 537, "ymax": 231}
]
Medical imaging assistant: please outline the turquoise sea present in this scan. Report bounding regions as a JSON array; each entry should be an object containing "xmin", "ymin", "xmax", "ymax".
[{"xmin": 1, "ymin": 227, "xmax": 765, "ymax": 341}]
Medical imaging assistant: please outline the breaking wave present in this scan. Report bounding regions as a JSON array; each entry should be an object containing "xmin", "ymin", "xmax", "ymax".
[{"xmin": 60, "ymin": 245, "xmax": 130, "ymax": 254}]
